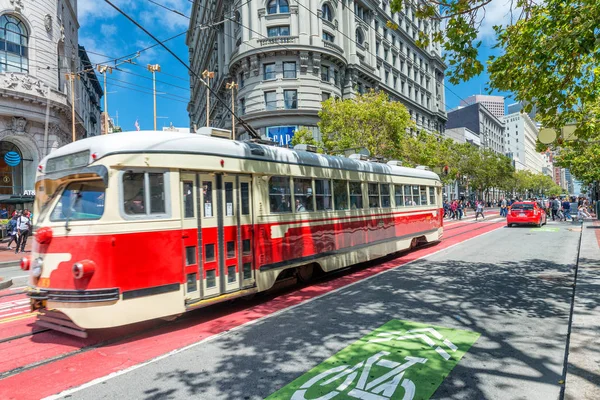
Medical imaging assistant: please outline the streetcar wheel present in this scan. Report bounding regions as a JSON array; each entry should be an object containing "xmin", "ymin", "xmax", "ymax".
[{"xmin": 297, "ymin": 264, "xmax": 314, "ymax": 283}]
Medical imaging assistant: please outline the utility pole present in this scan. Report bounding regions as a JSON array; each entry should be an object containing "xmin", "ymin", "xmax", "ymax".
[
  {"xmin": 226, "ymin": 81, "xmax": 238, "ymax": 140},
  {"xmin": 147, "ymin": 64, "xmax": 161, "ymax": 130},
  {"xmin": 202, "ymin": 70, "xmax": 215, "ymax": 127},
  {"xmin": 97, "ymin": 65, "xmax": 113, "ymax": 134},
  {"xmin": 66, "ymin": 72, "xmax": 78, "ymax": 142}
]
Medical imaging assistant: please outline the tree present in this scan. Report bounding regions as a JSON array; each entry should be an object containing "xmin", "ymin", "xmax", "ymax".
[
  {"xmin": 318, "ymin": 91, "xmax": 413, "ymax": 158},
  {"xmin": 291, "ymin": 127, "xmax": 319, "ymax": 148},
  {"xmin": 388, "ymin": 0, "xmax": 600, "ymax": 139}
]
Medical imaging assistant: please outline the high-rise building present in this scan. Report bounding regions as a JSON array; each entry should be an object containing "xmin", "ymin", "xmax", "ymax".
[
  {"xmin": 0, "ymin": 0, "xmax": 103, "ymax": 209},
  {"xmin": 503, "ymin": 112, "xmax": 544, "ymax": 173},
  {"xmin": 446, "ymin": 103, "xmax": 505, "ymax": 154},
  {"xmin": 507, "ymin": 101, "xmax": 537, "ymax": 121},
  {"xmin": 187, "ymin": 0, "xmax": 448, "ymax": 143},
  {"xmin": 460, "ymin": 95, "xmax": 505, "ymax": 119}
]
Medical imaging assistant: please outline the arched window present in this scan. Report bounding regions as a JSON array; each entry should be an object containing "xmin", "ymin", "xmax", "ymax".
[
  {"xmin": 321, "ymin": 4, "xmax": 333, "ymax": 22},
  {"xmin": 355, "ymin": 28, "xmax": 364, "ymax": 45},
  {"xmin": 267, "ymin": 0, "xmax": 289, "ymax": 14},
  {"xmin": 0, "ymin": 15, "xmax": 28, "ymax": 73}
]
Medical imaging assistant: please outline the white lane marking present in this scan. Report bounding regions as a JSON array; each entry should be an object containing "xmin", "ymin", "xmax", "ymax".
[
  {"xmin": 10, "ymin": 275, "xmax": 29, "ymax": 280},
  {"xmin": 0, "ymin": 309, "xmax": 29, "ymax": 318},
  {"xmin": 44, "ymin": 223, "xmax": 505, "ymax": 400},
  {"xmin": 0, "ymin": 299, "xmax": 29, "ymax": 310},
  {"xmin": 10, "ymin": 286, "xmax": 26, "ymax": 291}
]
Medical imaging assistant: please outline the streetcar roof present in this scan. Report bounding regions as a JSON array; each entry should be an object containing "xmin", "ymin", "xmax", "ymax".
[{"xmin": 40, "ymin": 131, "xmax": 441, "ymax": 181}]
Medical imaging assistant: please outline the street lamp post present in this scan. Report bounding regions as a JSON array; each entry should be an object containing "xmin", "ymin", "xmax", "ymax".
[
  {"xmin": 147, "ymin": 64, "xmax": 161, "ymax": 131},
  {"xmin": 65, "ymin": 72, "xmax": 78, "ymax": 142},
  {"xmin": 226, "ymin": 81, "xmax": 238, "ymax": 140},
  {"xmin": 202, "ymin": 70, "xmax": 215, "ymax": 127},
  {"xmin": 97, "ymin": 65, "xmax": 113, "ymax": 134}
]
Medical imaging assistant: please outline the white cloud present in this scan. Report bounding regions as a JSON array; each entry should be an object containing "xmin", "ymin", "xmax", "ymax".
[
  {"xmin": 138, "ymin": 0, "xmax": 191, "ymax": 32},
  {"xmin": 78, "ymin": 0, "xmax": 137, "ymax": 26},
  {"xmin": 476, "ymin": 0, "xmax": 519, "ymax": 42},
  {"xmin": 100, "ymin": 24, "xmax": 118, "ymax": 38}
]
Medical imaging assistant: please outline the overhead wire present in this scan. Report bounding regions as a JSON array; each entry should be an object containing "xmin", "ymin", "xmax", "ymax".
[{"xmin": 104, "ymin": 0, "xmax": 260, "ymax": 138}]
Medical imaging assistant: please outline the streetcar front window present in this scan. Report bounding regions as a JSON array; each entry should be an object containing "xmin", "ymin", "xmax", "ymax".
[{"xmin": 49, "ymin": 181, "xmax": 105, "ymax": 221}]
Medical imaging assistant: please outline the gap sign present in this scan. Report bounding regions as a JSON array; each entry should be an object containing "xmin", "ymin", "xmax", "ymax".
[{"xmin": 267, "ymin": 320, "xmax": 480, "ymax": 400}]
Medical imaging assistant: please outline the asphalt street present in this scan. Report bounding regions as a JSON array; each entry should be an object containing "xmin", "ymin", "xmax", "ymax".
[{"xmin": 63, "ymin": 219, "xmax": 581, "ymax": 400}]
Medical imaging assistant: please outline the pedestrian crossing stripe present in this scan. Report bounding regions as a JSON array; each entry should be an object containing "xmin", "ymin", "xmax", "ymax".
[{"xmin": 266, "ymin": 320, "xmax": 480, "ymax": 400}]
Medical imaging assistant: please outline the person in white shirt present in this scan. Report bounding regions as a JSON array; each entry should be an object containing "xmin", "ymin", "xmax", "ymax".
[{"xmin": 15, "ymin": 210, "xmax": 31, "ymax": 254}]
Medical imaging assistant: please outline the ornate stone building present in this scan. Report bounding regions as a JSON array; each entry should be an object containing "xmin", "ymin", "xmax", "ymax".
[
  {"xmin": 187, "ymin": 0, "xmax": 447, "ymax": 144},
  {"xmin": 0, "ymin": 0, "xmax": 102, "ymax": 203}
]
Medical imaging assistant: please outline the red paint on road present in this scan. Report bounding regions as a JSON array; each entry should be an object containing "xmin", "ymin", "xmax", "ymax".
[{"xmin": 0, "ymin": 220, "xmax": 505, "ymax": 400}]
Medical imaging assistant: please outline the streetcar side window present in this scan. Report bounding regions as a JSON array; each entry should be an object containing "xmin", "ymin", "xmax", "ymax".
[
  {"xmin": 419, "ymin": 186, "xmax": 428, "ymax": 205},
  {"xmin": 333, "ymin": 180, "xmax": 349, "ymax": 210},
  {"xmin": 380, "ymin": 184, "xmax": 391, "ymax": 208},
  {"xmin": 412, "ymin": 185, "xmax": 421, "ymax": 206},
  {"xmin": 349, "ymin": 182, "xmax": 363, "ymax": 209},
  {"xmin": 429, "ymin": 187, "xmax": 436, "ymax": 205},
  {"xmin": 294, "ymin": 178, "xmax": 313, "ymax": 212},
  {"xmin": 122, "ymin": 171, "xmax": 170, "ymax": 218},
  {"xmin": 394, "ymin": 185, "xmax": 404, "ymax": 207},
  {"xmin": 368, "ymin": 183, "xmax": 380, "ymax": 208},
  {"xmin": 49, "ymin": 181, "xmax": 106, "ymax": 222},
  {"xmin": 315, "ymin": 179, "xmax": 333, "ymax": 211},
  {"xmin": 269, "ymin": 176, "xmax": 292, "ymax": 213},
  {"xmin": 149, "ymin": 173, "xmax": 166, "ymax": 214},
  {"xmin": 404, "ymin": 185, "xmax": 413, "ymax": 206},
  {"xmin": 123, "ymin": 172, "xmax": 146, "ymax": 215}
]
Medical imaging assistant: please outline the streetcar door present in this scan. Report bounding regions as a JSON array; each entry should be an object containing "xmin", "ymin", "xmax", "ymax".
[
  {"xmin": 180, "ymin": 173, "xmax": 201, "ymax": 303},
  {"xmin": 220, "ymin": 175, "xmax": 239, "ymax": 293},
  {"xmin": 238, "ymin": 176, "xmax": 255, "ymax": 288},
  {"xmin": 200, "ymin": 174, "xmax": 221, "ymax": 297}
]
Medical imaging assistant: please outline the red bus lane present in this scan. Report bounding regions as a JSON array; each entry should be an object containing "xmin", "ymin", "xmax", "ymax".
[{"xmin": 0, "ymin": 220, "xmax": 505, "ymax": 400}]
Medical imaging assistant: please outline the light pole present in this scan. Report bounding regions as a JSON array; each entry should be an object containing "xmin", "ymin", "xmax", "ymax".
[
  {"xmin": 226, "ymin": 81, "xmax": 238, "ymax": 140},
  {"xmin": 147, "ymin": 64, "xmax": 161, "ymax": 130},
  {"xmin": 202, "ymin": 70, "xmax": 214, "ymax": 127},
  {"xmin": 65, "ymin": 72, "xmax": 78, "ymax": 142},
  {"xmin": 97, "ymin": 65, "xmax": 113, "ymax": 134}
]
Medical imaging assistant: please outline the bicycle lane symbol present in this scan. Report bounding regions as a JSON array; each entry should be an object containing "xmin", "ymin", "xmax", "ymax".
[{"xmin": 266, "ymin": 320, "xmax": 480, "ymax": 400}]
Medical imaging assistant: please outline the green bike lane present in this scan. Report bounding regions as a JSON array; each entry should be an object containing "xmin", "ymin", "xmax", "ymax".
[{"xmin": 62, "ymin": 220, "xmax": 579, "ymax": 400}]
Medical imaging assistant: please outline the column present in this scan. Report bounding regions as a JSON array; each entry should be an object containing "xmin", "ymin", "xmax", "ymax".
[
  {"xmin": 347, "ymin": 0, "xmax": 356, "ymax": 57},
  {"xmin": 224, "ymin": 17, "xmax": 231, "ymax": 71},
  {"xmin": 249, "ymin": 0, "xmax": 258, "ymax": 39},
  {"xmin": 369, "ymin": 12, "xmax": 377, "ymax": 66},
  {"xmin": 309, "ymin": 0, "xmax": 319, "ymax": 44},
  {"xmin": 242, "ymin": 1, "xmax": 250, "ymax": 42},
  {"xmin": 298, "ymin": 0, "xmax": 309, "ymax": 43},
  {"xmin": 218, "ymin": 29, "xmax": 224, "ymax": 75}
]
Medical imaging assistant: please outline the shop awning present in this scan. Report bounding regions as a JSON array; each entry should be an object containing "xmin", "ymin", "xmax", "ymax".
[{"xmin": 0, "ymin": 195, "xmax": 35, "ymax": 204}]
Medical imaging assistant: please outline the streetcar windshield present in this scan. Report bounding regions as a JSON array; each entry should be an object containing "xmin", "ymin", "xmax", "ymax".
[{"xmin": 49, "ymin": 181, "xmax": 105, "ymax": 221}]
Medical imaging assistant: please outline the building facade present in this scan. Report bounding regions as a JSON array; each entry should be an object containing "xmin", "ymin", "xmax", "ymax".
[
  {"xmin": 78, "ymin": 45, "xmax": 103, "ymax": 137},
  {"xmin": 444, "ymin": 126, "xmax": 481, "ymax": 147},
  {"xmin": 187, "ymin": 0, "xmax": 447, "ymax": 143},
  {"xmin": 503, "ymin": 111, "xmax": 544, "ymax": 174},
  {"xmin": 446, "ymin": 103, "xmax": 505, "ymax": 154},
  {"xmin": 460, "ymin": 94, "xmax": 505, "ymax": 119},
  {"xmin": 0, "ymin": 0, "xmax": 101, "ymax": 208}
]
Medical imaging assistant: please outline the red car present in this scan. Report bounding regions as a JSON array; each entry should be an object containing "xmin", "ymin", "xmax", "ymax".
[{"xmin": 507, "ymin": 201, "xmax": 547, "ymax": 227}]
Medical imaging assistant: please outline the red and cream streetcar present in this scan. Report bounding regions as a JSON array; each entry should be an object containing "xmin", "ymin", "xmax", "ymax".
[{"xmin": 24, "ymin": 128, "xmax": 443, "ymax": 336}]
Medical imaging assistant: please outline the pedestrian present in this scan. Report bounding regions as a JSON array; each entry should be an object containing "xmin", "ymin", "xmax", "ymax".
[
  {"xmin": 6, "ymin": 212, "xmax": 18, "ymax": 250},
  {"xmin": 551, "ymin": 197, "xmax": 560, "ymax": 221},
  {"xmin": 475, "ymin": 200, "xmax": 485, "ymax": 221},
  {"xmin": 457, "ymin": 200, "xmax": 464, "ymax": 220},
  {"xmin": 450, "ymin": 200, "xmax": 458, "ymax": 219},
  {"xmin": 500, "ymin": 197, "xmax": 507, "ymax": 217},
  {"xmin": 561, "ymin": 198, "xmax": 571, "ymax": 221},
  {"xmin": 15, "ymin": 210, "xmax": 31, "ymax": 254}
]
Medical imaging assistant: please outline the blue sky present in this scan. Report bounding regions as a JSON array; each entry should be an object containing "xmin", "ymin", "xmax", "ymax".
[{"xmin": 78, "ymin": 0, "xmax": 515, "ymax": 131}]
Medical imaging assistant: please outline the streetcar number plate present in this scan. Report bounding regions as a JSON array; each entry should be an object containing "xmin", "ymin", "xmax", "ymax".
[{"xmin": 519, "ymin": 213, "xmax": 525, "ymax": 217}]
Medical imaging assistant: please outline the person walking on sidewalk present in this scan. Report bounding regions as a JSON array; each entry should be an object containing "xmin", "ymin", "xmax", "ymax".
[
  {"xmin": 6, "ymin": 212, "xmax": 18, "ymax": 250},
  {"xmin": 561, "ymin": 198, "xmax": 572, "ymax": 221},
  {"xmin": 500, "ymin": 197, "xmax": 507, "ymax": 217},
  {"xmin": 15, "ymin": 210, "xmax": 31, "ymax": 254},
  {"xmin": 475, "ymin": 200, "xmax": 485, "ymax": 221},
  {"xmin": 551, "ymin": 197, "xmax": 561, "ymax": 221}
]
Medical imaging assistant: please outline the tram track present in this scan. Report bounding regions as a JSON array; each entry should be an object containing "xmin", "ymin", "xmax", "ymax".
[{"xmin": 0, "ymin": 221, "xmax": 504, "ymax": 384}]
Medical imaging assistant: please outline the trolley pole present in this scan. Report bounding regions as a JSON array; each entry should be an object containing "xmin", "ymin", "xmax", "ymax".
[
  {"xmin": 202, "ymin": 70, "xmax": 214, "ymax": 127},
  {"xmin": 147, "ymin": 64, "xmax": 161, "ymax": 131},
  {"xmin": 66, "ymin": 73, "xmax": 78, "ymax": 142},
  {"xmin": 97, "ymin": 65, "xmax": 113, "ymax": 134},
  {"xmin": 226, "ymin": 81, "xmax": 238, "ymax": 140}
]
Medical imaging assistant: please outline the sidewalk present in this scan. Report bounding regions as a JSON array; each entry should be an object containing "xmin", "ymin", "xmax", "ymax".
[
  {"xmin": 0, "ymin": 241, "xmax": 32, "ymax": 267},
  {"xmin": 565, "ymin": 219, "xmax": 600, "ymax": 399}
]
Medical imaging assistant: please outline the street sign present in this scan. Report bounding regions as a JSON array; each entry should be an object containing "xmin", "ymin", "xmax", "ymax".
[{"xmin": 266, "ymin": 320, "xmax": 480, "ymax": 400}]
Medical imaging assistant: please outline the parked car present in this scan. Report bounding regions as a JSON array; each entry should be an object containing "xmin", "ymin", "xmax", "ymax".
[{"xmin": 507, "ymin": 201, "xmax": 547, "ymax": 227}]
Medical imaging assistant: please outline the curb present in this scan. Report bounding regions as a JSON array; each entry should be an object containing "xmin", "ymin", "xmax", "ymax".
[
  {"xmin": 0, "ymin": 277, "xmax": 13, "ymax": 290},
  {"xmin": 0, "ymin": 260, "xmax": 20, "ymax": 269}
]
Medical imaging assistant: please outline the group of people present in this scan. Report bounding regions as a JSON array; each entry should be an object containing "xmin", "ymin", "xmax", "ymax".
[
  {"xmin": 499, "ymin": 195, "xmax": 594, "ymax": 222},
  {"xmin": 6, "ymin": 209, "xmax": 32, "ymax": 254},
  {"xmin": 443, "ymin": 199, "xmax": 487, "ymax": 221}
]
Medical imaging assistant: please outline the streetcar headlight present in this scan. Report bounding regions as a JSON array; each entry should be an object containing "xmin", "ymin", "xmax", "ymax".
[
  {"xmin": 72, "ymin": 260, "xmax": 96, "ymax": 280},
  {"xmin": 20, "ymin": 256, "xmax": 31, "ymax": 271},
  {"xmin": 31, "ymin": 257, "xmax": 43, "ymax": 278}
]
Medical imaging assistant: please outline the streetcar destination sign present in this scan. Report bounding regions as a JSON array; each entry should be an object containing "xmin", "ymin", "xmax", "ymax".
[{"xmin": 267, "ymin": 320, "xmax": 480, "ymax": 400}]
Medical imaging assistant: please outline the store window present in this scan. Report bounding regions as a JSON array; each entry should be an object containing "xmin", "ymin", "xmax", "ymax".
[{"xmin": 0, "ymin": 141, "xmax": 23, "ymax": 195}]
